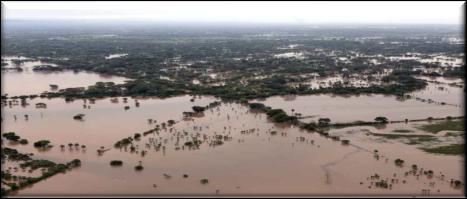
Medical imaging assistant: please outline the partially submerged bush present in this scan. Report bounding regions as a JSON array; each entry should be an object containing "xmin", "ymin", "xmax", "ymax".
[
  {"xmin": 33, "ymin": 140, "xmax": 51, "ymax": 148},
  {"xmin": 110, "ymin": 160, "xmax": 123, "ymax": 166},
  {"xmin": 73, "ymin": 114, "xmax": 85, "ymax": 120},
  {"xmin": 19, "ymin": 139, "xmax": 28, "ymax": 145},
  {"xmin": 192, "ymin": 106, "xmax": 206, "ymax": 113},
  {"xmin": 248, "ymin": 103, "xmax": 266, "ymax": 110},
  {"xmin": 394, "ymin": 158, "xmax": 404, "ymax": 166},
  {"xmin": 2, "ymin": 132, "xmax": 20, "ymax": 142},
  {"xmin": 200, "ymin": 179, "xmax": 209, "ymax": 184},
  {"xmin": 374, "ymin": 116, "xmax": 388, "ymax": 123},
  {"xmin": 134, "ymin": 133, "xmax": 141, "ymax": 139}
]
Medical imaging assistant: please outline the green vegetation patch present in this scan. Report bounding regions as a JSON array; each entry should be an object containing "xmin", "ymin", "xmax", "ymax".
[
  {"xmin": 417, "ymin": 119, "xmax": 464, "ymax": 134},
  {"xmin": 445, "ymin": 132, "xmax": 464, "ymax": 137},
  {"xmin": 2, "ymin": 132, "xmax": 21, "ymax": 142},
  {"xmin": 420, "ymin": 144, "xmax": 464, "ymax": 155},
  {"xmin": 406, "ymin": 136, "xmax": 440, "ymax": 145},
  {"xmin": 369, "ymin": 132, "xmax": 435, "ymax": 139},
  {"xmin": 392, "ymin": 129, "xmax": 414, "ymax": 133},
  {"xmin": 330, "ymin": 121, "xmax": 380, "ymax": 129},
  {"xmin": 20, "ymin": 159, "xmax": 56, "ymax": 170}
]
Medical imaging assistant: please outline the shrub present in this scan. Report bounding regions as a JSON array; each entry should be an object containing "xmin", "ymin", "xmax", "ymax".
[
  {"xmin": 248, "ymin": 103, "xmax": 266, "ymax": 110},
  {"xmin": 200, "ymin": 179, "xmax": 209, "ymax": 184},
  {"xmin": 394, "ymin": 158, "xmax": 404, "ymax": 166},
  {"xmin": 110, "ymin": 160, "xmax": 123, "ymax": 166},
  {"xmin": 20, "ymin": 159, "xmax": 56, "ymax": 170},
  {"xmin": 192, "ymin": 106, "xmax": 206, "ymax": 113},
  {"xmin": 19, "ymin": 139, "xmax": 28, "ymax": 145},
  {"xmin": 318, "ymin": 118, "xmax": 331, "ymax": 126},
  {"xmin": 167, "ymin": 120, "xmax": 175, "ymax": 125},
  {"xmin": 374, "ymin": 116, "xmax": 388, "ymax": 123},
  {"xmin": 134, "ymin": 133, "xmax": 141, "ymax": 139},
  {"xmin": 454, "ymin": 180, "xmax": 463, "ymax": 188},
  {"xmin": 70, "ymin": 159, "xmax": 81, "ymax": 167},
  {"xmin": 33, "ymin": 140, "xmax": 51, "ymax": 148},
  {"xmin": 300, "ymin": 122, "xmax": 318, "ymax": 131},
  {"xmin": 73, "ymin": 114, "xmax": 85, "ymax": 120},
  {"xmin": 2, "ymin": 132, "xmax": 20, "ymax": 141},
  {"xmin": 135, "ymin": 165, "xmax": 144, "ymax": 171}
]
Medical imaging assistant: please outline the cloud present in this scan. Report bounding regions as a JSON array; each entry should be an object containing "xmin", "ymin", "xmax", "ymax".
[{"xmin": 2, "ymin": 1, "xmax": 464, "ymax": 24}]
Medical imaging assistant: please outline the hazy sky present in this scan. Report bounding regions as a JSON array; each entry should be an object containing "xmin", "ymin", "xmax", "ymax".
[{"xmin": 2, "ymin": 1, "xmax": 464, "ymax": 24}]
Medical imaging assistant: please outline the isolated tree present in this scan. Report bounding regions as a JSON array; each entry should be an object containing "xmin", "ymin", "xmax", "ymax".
[
  {"xmin": 374, "ymin": 116, "xmax": 388, "ymax": 123},
  {"xmin": 192, "ymin": 106, "xmax": 206, "ymax": 113}
]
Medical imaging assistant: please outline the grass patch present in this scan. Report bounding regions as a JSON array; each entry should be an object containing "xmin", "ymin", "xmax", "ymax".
[
  {"xmin": 420, "ymin": 144, "xmax": 464, "ymax": 155},
  {"xmin": 406, "ymin": 136, "xmax": 440, "ymax": 145},
  {"xmin": 331, "ymin": 121, "xmax": 379, "ymax": 129},
  {"xmin": 370, "ymin": 132, "xmax": 435, "ymax": 139},
  {"xmin": 392, "ymin": 129, "xmax": 414, "ymax": 133},
  {"xmin": 417, "ymin": 119, "xmax": 464, "ymax": 134},
  {"xmin": 444, "ymin": 132, "xmax": 464, "ymax": 137}
]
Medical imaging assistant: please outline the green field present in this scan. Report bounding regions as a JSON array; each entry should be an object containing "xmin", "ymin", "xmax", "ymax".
[
  {"xmin": 392, "ymin": 129, "xmax": 414, "ymax": 133},
  {"xmin": 417, "ymin": 119, "xmax": 464, "ymax": 134},
  {"xmin": 406, "ymin": 136, "xmax": 440, "ymax": 145},
  {"xmin": 370, "ymin": 132, "xmax": 435, "ymax": 139},
  {"xmin": 421, "ymin": 144, "xmax": 465, "ymax": 155}
]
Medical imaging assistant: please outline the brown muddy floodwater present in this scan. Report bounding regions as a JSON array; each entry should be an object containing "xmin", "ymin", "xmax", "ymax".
[
  {"xmin": 411, "ymin": 76, "xmax": 465, "ymax": 107},
  {"xmin": 252, "ymin": 82, "xmax": 463, "ymax": 124},
  {"xmin": 1, "ymin": 94, "xmax": 464, "ymax": 196},
  {"xmin": 1, "ymin": 56, "xmax": 130, "ymax": 96}
]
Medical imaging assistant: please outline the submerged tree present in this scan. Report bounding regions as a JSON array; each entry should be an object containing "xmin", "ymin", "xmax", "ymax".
[
  {"xmin": 318, "ymin": 118, "xmax": 331, "ymax": 126},
  {"xmin": 394, "ymin": 158, "xmax": 404, "ymax": 166},
  {"xmin": 374, "ymin": 116, "xmax": 388, "ymax": 123},
  {"xmin": 200, "ymin": 179, "xmax": 209, "ymax": 184},
  {"xmin": 192, "ymin": 106, "xmax": 206, "ymax": 113},
  {"xmin": 33, "ymin": 140, "xmax": 51, "ymax": 148}
]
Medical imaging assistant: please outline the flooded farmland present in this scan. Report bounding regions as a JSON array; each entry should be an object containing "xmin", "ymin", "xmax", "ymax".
[
  {"xmin": 252, "ymin": 93, "xmax": 462, "ymax": 124},
  {"xmin": 1, "ymin": 59, "xmax": 464, "ymax": 196},
  {"xmin": 1, "ymin": 56, "xmax": 130, "ymax": 96},
  {"xmin": 2, "ymin": 95, "xmax": 464, "ymax": 195},
  {"xmin": 1, "ymin": 4, "xmax": 465, "ymax": 196}
]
